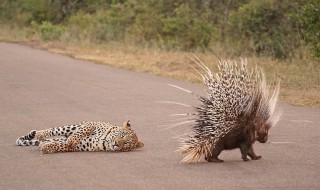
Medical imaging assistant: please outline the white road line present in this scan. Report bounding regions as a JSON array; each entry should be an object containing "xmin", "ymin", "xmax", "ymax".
[
  {"xmin": 289, "ymin": 120, "xmax": 313, "ymax": 123},
  {"xmin": 271, "ymin": 142, "xmax": 294, "ymax": 144}
]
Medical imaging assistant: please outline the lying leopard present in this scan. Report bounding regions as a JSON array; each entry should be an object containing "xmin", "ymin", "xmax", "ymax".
[{"xmin": 16, "ymin": 120, "xmax": 144, "ymax": 154}]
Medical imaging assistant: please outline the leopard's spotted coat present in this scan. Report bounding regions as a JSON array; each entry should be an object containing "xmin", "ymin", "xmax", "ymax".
[{"xmin": 16, "ymin": 120, "xmax": 144, "ymax": 154}]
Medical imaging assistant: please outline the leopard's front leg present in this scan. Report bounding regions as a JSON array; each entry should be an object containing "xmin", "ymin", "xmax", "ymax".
[{"xmin": 40, "ymin": 141, "xmax": 74, "ymax": 154}]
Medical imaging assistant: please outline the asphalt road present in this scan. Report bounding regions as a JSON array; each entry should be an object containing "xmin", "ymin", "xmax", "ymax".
[{"xmin": 0, "ymin": 42, "xmax": 319, "ymax": 190}]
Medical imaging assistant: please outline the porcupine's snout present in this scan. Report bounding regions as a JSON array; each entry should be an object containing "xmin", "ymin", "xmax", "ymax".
[
  {"xmin": 256, "ymin": 124, "xmax": 269, "ymax": 143},
  {"xmin": 257, "ymin": 135, "xmax": 268, "ymax": 143}
]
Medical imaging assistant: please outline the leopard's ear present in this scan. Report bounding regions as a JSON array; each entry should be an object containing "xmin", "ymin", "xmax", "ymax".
[
  {"xmin": 123, "ymin": 120, "xmax": 131, "ymax": 129},
  {"xmin": 135, "ymin": 141, "xmax": 144, "ymax": 149}
]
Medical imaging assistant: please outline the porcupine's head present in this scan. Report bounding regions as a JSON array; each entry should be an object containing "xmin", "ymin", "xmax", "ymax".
[
  {"xmin": 253, "ymin": 117, "xmax": 271, "ymax": 143},
  {"xmin": 244, "ymin": 70, "xmax": 281, "ymax": 144}
]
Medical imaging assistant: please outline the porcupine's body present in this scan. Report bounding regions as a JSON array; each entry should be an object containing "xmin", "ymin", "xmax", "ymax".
[{"xmin": 172, "ymin": 58, "xmax": 281, "ymax": 163}]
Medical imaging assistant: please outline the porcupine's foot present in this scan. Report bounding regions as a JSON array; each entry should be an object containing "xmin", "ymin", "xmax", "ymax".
[
  {"xmin": 248, "ymin": 145, "xmax": 262, "ymax": 160},
  {"xmin": 205, "ymin": 146, "xmax": 224, "ymax": 163},
  {"xmin": 205, "ymin": 157, "xmax": 224, "ymax": 163},
  {"xmin": 250, "ymin": 155, "xmax": 262, "ymax": 160},
  {"xmin": 242, "ymin": 156, "xmax": 250, "ymax": 161}
]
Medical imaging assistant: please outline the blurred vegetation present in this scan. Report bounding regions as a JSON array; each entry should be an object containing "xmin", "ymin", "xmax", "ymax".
[
  {"xmin": 0, "ymin": 0, "xmax": 319, "ymax": 108},
  {"xmin": 0, "ymin": 0, "xmax": 319, "ymax": 59}
]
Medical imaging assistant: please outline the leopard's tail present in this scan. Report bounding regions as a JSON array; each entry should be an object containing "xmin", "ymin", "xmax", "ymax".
[{"xmin": 16, "ymin": 130, "xmax": 40, "ymax": 146}]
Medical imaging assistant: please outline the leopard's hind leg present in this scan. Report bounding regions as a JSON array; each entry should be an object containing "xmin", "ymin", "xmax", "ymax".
[{"xmin": 35, "ymin": 123, "xmax": 84, "ymax": 141}]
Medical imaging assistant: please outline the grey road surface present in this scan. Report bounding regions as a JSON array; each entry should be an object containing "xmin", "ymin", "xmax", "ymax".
[{"xmin": 0, "ymin": 42, "xmax": 319, "ymax": 190}]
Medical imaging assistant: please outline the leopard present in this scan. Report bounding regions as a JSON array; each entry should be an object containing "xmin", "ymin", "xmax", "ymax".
[{"xmin": 16, "ymin": 120, "xmax": 144, "ymax": 154}]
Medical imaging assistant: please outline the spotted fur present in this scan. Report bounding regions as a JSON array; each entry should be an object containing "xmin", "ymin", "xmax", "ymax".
[{"xmin": 16, "ymin": 120, "xmax": 144, "ymax": 154}]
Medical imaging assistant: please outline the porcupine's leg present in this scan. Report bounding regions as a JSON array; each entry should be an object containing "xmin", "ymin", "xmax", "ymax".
[
  {"xmin": 239, "ymin": 142, "xmax": 251, "ymax": 161},
  {"xmin": 205, "ymin": 143, "xmax": 224, "ymax": 163},
  {"xmin": 239, "ymin": 128, "xmax": 260, "ymax": 161},
  {"xmin": 247, "ymin": 145, "xmax": 262, "ymax": 160}
]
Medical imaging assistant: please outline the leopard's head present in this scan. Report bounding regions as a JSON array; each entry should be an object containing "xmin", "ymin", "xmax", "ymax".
[{"xmin": 116, "ymin": 120, "xmax": 144, "ymax": 151}]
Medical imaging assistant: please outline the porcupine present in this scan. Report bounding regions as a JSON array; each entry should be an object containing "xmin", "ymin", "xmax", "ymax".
[{"xmin": 167, "ymin": 56, "xmax": 281, "ymax": 163}]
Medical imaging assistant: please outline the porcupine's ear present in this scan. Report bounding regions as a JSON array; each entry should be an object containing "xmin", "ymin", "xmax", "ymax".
[{"xmin": 123, "ymin": 120, "xmax": 131, "ymax": 129}]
